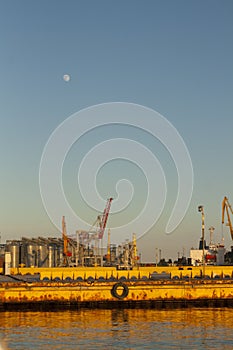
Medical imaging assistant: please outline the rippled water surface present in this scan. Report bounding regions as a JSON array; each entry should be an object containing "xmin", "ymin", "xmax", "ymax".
[{"xmin": 0, "ymin": 308, "xmax": 233, "ymax": 349}]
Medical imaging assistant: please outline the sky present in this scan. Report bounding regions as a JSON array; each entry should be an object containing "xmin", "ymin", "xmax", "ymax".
[{"xmin": 0, "ymin": 0, "xmax": 232, "ymax": 261}]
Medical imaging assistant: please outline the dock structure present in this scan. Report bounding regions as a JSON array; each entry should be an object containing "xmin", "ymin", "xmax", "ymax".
[{"xmin": 1, "ymin": 266, "xmax": 233, "ymax": 310}]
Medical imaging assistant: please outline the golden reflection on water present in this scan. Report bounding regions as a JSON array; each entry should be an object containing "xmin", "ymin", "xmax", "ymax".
[{"xmin": 0, "ymin": 308, "xmax": 233, "ymax": 349}]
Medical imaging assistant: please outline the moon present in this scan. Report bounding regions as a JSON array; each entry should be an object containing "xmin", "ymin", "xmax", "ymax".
[{"xmin": 63, "ymin": 74, "xmax": 71, "ymax": 82}]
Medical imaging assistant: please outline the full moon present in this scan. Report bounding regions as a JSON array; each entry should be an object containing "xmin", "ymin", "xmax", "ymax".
[{"xmin": 63, "ymin": 74, "xmax": 71, "ymax": 82}]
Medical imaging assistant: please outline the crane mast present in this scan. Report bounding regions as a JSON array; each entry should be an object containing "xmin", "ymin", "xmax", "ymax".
[
  {"xmin": 106, "ymin": 229, "xmax": 111, "ymax": 263},
  {"xmin": 222, "ymin": 196, "xmax": 233, "ymax": 240},
  {"xmin": 62, "ymin": 216, "xmax": 69, "ymax": 264}
]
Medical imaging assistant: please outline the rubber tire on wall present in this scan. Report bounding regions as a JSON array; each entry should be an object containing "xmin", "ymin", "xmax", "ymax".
[{"xmin": 111, "ymin": 282, "xmax": 129, "ymax": 299}]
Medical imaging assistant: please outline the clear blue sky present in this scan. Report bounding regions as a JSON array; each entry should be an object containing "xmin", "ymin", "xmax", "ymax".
[{"xmin": 0, "ymin": 0, "xmax": 232, "ymax": 260}]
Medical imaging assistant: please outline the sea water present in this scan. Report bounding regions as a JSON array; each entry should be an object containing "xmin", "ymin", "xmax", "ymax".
[{"xmin": 0, "ymin": 308, "xmax": 233, "ymax": 349}]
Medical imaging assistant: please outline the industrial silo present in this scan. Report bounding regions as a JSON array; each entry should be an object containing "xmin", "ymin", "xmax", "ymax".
[
  {"xmin": 6, "ymin": 242, "xmax": 20, "ymax": 268},
  {"xmin": 25, "ymin": 243, "xmax": 37, "ymax": 267},
  {"xmin": 37, "ymin": 244, "xmax": 48, "ymax": 267}
]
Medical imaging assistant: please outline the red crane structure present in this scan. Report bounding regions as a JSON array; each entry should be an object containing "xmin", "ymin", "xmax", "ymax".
[
  {"xmin": 61, "ymin": 198, "xmax": 113, "ymax": 267},
  {"xmin": 97, "ymin": 197, "xmax": 113, "ymax": 239},
  {"xmin": 77, "ymin": 197, "xmax": 113, "ymax": 245}
]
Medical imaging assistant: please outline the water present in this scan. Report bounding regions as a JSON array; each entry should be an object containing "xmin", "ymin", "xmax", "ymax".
[{"xmin": 0, "ymin": 308, "xmax": 233, "ymax": 349}]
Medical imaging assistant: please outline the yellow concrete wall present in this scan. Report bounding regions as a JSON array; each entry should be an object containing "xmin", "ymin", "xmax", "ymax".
[
  {"xmin": 9, "ymin": 265, "xmax": 233, "ymax": 280},
  {"xmin": 1, "ymin": 280, "xmax": 233, "ymax": 303}
]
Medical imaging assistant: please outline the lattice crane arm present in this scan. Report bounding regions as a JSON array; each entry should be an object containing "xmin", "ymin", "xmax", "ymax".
[
  {"xmin": 222, "ymin": 196, "xmax": 233, "ymax": 240},
  {"xmin": 98, "ymin": 197, "xmax": 113, "ymax": 239}
]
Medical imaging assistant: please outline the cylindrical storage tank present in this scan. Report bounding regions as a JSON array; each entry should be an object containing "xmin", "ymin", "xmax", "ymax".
[
  {"xmin": 56, "ymin": 245, "xmax": 63, "ymax": 267},
  {"xmin": 8, "ymin": 244, "xmax": 20, "ymax": 268},
  {"xmin": 26, "ymin": 244, "xmax": 36, "ymax": 267},
  {"xmin": 38, "ymin": 244, "xmax": 48, "ymax": 267},
  {"xmin": 20, "ymin": 243, "xmax": 26, "ymax": 267},
  {"xmin": 54, "ymin": 245, "xmax": 60, "ymax": 267},
  {"xmin": 60, "ymin": 245, "xmax": 64, "ymax": 266},
  {"xmin": 10, "ymin": 244, "xmax": 20, "ymax": 267},
  {"xmin": 48, "ymin": 245, "xmax": 55, "ymax": 267},
  {"xmin": 4, "ymin": 252, "xmax": 11, "ymax": 275}
]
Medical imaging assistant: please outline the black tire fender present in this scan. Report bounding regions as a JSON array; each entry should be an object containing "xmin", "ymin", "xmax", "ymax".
[{"xmin": 111, "ymin": 282, "xmax": 129, "ymax": 299}]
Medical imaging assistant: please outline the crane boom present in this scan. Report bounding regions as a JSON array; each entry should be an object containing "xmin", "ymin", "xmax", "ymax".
[
  {"xmin": 77, "ymin": 198, "xmax": 113, "ymax": 244},
  {"xmin": 222, "ymin": 196, "xmax": 233, "ymax": 240},
  {"xmin": 98, "ymin": 197, "xmax": 113, "ymax": 239}
]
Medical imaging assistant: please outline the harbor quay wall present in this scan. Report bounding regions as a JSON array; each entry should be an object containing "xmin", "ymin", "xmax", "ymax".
[
  {"xmin": 1, "ymin": 266, "xmax": 233, "ymax": 310},
  {"xmin": 2, "ymin": 265, "xmax": 233, "ymax": 280},
  {"xmin": 0, "ymin": 279, "xmax": 233, "ymax": 309}
]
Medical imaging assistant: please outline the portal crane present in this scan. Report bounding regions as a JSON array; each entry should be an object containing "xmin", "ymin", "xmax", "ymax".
[
  {"xmin": 222, "ymin": 196, "xmax": 233, "ymax": 240},
  {"xmin": 78, "ymin": 197, "xmax": 113, "ymax": 244}
]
